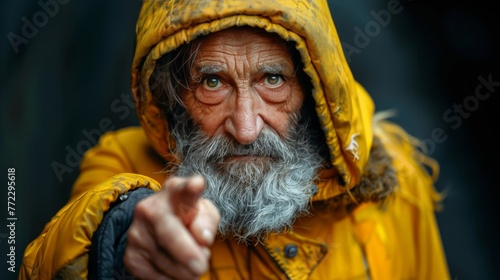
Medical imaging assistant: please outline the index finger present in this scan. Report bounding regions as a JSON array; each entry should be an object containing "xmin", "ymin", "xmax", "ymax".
[{"xmin": 168, "ymin": 175, "xmax": 206, "ymax": 226}]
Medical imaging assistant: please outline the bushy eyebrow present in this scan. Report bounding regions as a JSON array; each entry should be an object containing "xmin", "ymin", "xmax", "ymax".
[
  {"xmin": 195, "ymin": 60, "xmax": 293, "ymax": 76},
  {"xmin": 198, "ymin": 65, "xmax": 224, "ymax": 74},
  {"xmin": 258, "ymin": 64, "xmax": 284, "ymax": 74},
  {"xmin": 258, "ymin": 59, "xmax": 296, "ymax": 75}
]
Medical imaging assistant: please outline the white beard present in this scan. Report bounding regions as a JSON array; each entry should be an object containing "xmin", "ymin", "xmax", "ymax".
[{"xmin": 170, "ymin": 112, "xmax": 322, "ymax": 242}]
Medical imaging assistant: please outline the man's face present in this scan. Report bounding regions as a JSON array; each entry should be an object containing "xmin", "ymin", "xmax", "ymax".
[
  {"xmin": 182, "ymin": 27, "xmax": 305, "ymax": 146},
  {"xmin": 171, "ymin": 27, "xmax": 321, "ymax": 242}
]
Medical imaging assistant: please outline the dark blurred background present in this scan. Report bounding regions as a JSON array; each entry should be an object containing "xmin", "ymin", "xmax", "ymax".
[{"xmin": 0, "ymin": 1, "xmax": 498, "ymax": 279}]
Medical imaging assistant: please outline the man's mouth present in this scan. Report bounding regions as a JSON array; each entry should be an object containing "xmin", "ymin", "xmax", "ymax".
[{"xmin": 223, "ymin": 155, "xmax": 270, "ymax": 164}]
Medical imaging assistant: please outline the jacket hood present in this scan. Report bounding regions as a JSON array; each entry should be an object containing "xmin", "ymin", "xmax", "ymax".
[{"xmin": 131, "ymin": 0, "xmax": 375, "ymax": 200}]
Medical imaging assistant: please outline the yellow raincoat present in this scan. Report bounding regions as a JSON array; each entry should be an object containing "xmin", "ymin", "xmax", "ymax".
[{"xmin": 20, "ymin": 0, "xmax": 450, "ymax": 279}]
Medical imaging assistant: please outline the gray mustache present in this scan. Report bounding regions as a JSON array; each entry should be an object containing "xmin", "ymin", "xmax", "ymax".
[{"xmin": 201, "ymin": 130, "xmax": 288, "ymax": 163}]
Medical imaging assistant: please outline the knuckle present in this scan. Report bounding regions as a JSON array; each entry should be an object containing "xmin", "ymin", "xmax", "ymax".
[
  {"xmin": 123, "ymin": 249, "xmax": 139, "ymax": 272},
  {"xmin": 156, "ymin": 225, "xmax": 178, "ymax": 249},
  {"xmin": 135, "ymin": 195, "xmax": 164, "ymax": 221},
  {"xmin": 135, "ymin": 198, "xmax": 153, "ymax": 214},
  {"xmin": 126, "ymin": 225, "xmax": 142, "ymax": 245}
]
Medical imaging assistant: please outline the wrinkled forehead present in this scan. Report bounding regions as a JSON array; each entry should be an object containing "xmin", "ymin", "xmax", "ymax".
[
  {"xmin": 194, "ymin": 26, "xmax": 301, "ymax": 66},
  {"xmin": 191, "ymin": 26, "xmax": 298, "ymax": 71}
]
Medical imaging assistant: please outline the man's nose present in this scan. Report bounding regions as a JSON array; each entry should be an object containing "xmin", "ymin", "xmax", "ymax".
[{"xmin": 224, "ymin": 93, "xmax": 264, "ymax": 145}]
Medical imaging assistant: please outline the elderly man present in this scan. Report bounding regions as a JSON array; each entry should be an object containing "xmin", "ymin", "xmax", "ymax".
[{"xmin": 21, "ymin": 1, "xmax": 450, "ymax": 279}]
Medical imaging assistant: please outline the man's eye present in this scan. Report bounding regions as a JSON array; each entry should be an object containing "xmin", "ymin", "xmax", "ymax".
[
  {"xmin": 264, "ymin": 74, "xmax": 284, "ymax": 87},
  {"xmin": 202, "ymin": 77, "xmax": 221, "ymax": 90}
]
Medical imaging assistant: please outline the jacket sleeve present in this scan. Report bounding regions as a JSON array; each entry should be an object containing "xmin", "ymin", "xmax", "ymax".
[
  {"xmin": 87, "ymin": 187, "xmax": 156, "ymax": 280},
  {"xmin": 20, "ymin": 127, "xmax": 167, "ymax": 279},
  {"xmin": 19, "ymin": 173, "xmax": 162, "ymax": 280}
]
